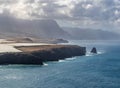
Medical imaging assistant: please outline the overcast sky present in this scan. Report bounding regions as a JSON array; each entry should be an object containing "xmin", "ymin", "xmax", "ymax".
[{"xmin": 0, "ymin": 0, "xmax": 120, "ymax": 33}]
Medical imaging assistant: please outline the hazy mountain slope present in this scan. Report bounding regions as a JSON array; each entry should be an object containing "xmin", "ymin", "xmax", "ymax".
[
  {"xmin": 0, "ymin": 15, "xmax": 70, "ymax": 39},
  {"xmin": 63, "ymin": 27, "xmax": 120, "ymax": 40}
]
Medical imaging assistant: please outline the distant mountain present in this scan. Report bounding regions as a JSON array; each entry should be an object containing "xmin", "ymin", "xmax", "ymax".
[
  {"xmin": 63, "ymin": 27, "xmax": 120, "ymax": 40},
  {"xmin": 0, "ymin": 15, "xmax": 70, "ymax": 39}
]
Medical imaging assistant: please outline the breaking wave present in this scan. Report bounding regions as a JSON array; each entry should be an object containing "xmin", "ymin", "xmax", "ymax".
[{"xmin": 86, "ymin": 50, "xmax": 105, "ymax": 57}]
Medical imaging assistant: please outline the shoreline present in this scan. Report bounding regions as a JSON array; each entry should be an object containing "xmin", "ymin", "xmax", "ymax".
[
  {"xmin": 0, "ymin": 44, "xmax": 86, "ymax": 65},
  {"xmin": 0, "ymin": 39, "xmax": 86, "ymax": 65}
]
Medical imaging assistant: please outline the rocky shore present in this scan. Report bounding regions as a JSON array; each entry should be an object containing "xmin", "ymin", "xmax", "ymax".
[{"xmin": 0, "ymin": 45, "xmax": 86, "ymax": 65}]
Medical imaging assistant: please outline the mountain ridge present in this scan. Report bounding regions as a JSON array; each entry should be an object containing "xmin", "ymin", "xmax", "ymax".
[
  {"xmin": 0, "ymin": 15, "xmax": 70, "ymax": 39},
  {"xmin": 62, "ymin": 27, "xmax": 120, "ymax": 40}
]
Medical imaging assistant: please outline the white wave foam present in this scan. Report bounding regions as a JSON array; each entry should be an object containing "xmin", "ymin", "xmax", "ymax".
[
  {"xmin": 86, "ymin": 54, "xmax": 93, "ymax": 57},
  {"xmin": 86, "ymin": 50, "xmax": 105, "ymax": 57},
  {"xmin": 58, "ymin": 57, "xmax": 77, "ymax": 63},
  {"xmin": 43, "ymin": 63, "xmax": 48, "ymax": 66},
  {"xmin": 58, "ymin": 60, "xmax": 66, "ymax": 62},
  {"xmin": 86, "ymin": 52, "xmax": 94, "ymax": 57},
  {"xmin": 97, "ymin": 51, "xmax": 105, "ymax": 54},
  {"xmin": 66, "ymin": 57, "xmax": 77, "ymax": 61}
]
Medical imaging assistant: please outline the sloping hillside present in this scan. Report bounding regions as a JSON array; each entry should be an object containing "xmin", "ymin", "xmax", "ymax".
[{"xmin": 0, "ymin": 15, "xmax": 70, "ymax": 39}]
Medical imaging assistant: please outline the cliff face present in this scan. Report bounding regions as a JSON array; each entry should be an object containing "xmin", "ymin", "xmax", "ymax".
[
  {"xmin": 0, "ymin": 53, "xmax": 43, "ymax": 65},
  {"xmin": 0, "ymin": 45, "xmax": 86, "ymax": 65},
  {"xmin": 30, "ymin": 45, "xmax": 86, "ymax": 62}
]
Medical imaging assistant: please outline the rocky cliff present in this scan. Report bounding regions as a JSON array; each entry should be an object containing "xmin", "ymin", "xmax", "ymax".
[
  {"xmin": 0, "ymin": 45, "xmax": 86, "ymax": 65},
  {"xmin": 0, "ymin": 52, "xmax": 43, "ymax": 65},
  {"xmin": 29, "ymin": 45, "xmax": 86, "ymax": 62}
]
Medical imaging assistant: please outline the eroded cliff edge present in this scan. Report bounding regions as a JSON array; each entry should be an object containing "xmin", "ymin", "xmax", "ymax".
[{"xmin": 0, "ymin": 45, "xmax": 86, "ymax": 65}]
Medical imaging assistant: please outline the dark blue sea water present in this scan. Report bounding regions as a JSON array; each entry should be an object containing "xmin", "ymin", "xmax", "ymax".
[{"xmin": 0, "ymin": 40, "xmax": 120, "ymax": 88}]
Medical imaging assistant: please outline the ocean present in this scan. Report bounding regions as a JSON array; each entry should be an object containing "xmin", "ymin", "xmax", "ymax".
[{"xmin": 0, "ymin": 40, "xmax": 120, "ymax": 88}]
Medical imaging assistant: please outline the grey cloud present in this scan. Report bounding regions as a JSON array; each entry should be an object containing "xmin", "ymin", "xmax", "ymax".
[
  {"xmin": 71, "ymin": 0, "xmax": 120, "ymax": 20},
  {"xmin": 0, "ymin": 0, "xmax": 119, "ymax": 21},
  {"xmin": 0, "ymin": 0, "xmax": 119, "ymax": 30},
  {"xmin": 101, "ymin": 0, "xmax": 115, "ymax": 6}
]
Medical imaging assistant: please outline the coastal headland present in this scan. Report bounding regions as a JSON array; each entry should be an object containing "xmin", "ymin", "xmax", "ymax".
[{"xmin": 0, "ymin": 39, "xmax": 86, "ymax": 65}]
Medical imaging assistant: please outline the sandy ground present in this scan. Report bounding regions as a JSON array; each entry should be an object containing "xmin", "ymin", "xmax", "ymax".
[
  {"xmin": 0, "ymin": 44, "xmax": 22, "ymax": 53},
  {"xmin": 15, "ymin": 45, "xmax": 71, "ymax": 52},
  {"xmin": 0, "ymin": 39, "xmax": 54, "ymax": 53}
]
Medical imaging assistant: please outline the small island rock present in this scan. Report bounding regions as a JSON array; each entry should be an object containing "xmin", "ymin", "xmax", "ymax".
[{"xmin": 91, "ymin": 47, "xmax": 97, "ymax": 54}]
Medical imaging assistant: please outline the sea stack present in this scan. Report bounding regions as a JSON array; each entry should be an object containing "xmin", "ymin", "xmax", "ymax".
[{"xmin": 91, "ymin": 47, "xmax": 97, "ymax": 54}]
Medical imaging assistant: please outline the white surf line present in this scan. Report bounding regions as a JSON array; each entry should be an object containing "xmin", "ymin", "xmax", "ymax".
[
  {"xmin": 43, "ymin": 63, "xmax": 48, "ymax": 66},
  {"xmin": 58, "ymin": 60, "xmax": 66, "ymax": 62},
  {"xmin": 97, "ymin": 51, "xmax": 105, "ymax": 54},
  {"xmin": 66, "ymin": 57, "xmax": 77, "ymax": 61},
  {"xmin": 85, "ymin": 50, "xmax": 105, "ymax": 57},
  {"xmin": 58, "ymin": 57, "xmax": 78, "ymax": 63},
  {"xmin": 86, "ymin": 52, "xmax": 94, "ymax": 57}
]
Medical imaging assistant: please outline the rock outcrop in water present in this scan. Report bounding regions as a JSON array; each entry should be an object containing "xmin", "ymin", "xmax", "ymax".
[
  {"xmin": 91, "ymin": 47, "xmax": 97, "ymax": 54},
  {"xmin": 0, "ymin": 45, "xmax": 86, "ymax": 65}
]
